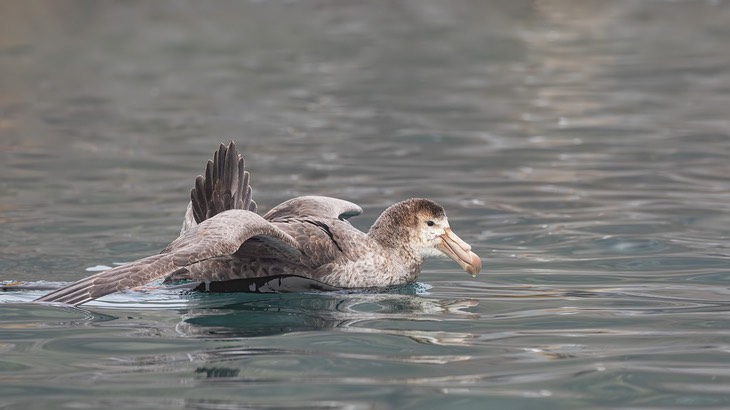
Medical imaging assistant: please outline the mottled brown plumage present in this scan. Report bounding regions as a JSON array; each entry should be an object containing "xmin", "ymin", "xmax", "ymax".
[{"xmin": 36, "ymin": 142, "xmax": 481, "ymax": 306}]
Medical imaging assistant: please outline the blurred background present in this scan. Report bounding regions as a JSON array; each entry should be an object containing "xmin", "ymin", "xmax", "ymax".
[{"xmin": 2, "ymin": 0, "xmax": 727, "ymax": 282}]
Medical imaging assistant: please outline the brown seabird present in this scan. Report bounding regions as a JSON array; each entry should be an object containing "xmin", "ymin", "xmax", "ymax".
[{"xmin": 36, "ymin": 142, "xmax": 481, "ymax": 306}]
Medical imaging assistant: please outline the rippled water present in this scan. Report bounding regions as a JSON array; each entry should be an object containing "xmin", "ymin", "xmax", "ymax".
[{"xmin": 2, "ymin": 1, "xmax": 730, "ymax": 409}]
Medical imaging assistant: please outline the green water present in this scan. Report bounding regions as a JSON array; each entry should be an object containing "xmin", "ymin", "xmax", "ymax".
[{"xmin": 2, "ymin": 1, "xmax": 730, "ymax": 409}]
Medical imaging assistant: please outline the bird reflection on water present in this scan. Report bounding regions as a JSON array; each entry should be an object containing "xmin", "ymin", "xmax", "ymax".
[{"xmin": 175, "ymin": 287, "xmax": 479, "ymax": 340}]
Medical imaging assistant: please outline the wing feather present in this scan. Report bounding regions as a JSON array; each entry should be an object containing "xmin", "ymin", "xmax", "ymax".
[
  {"xmin": 183, "ymin": 141, "xmax": 256, "ymax": 232},
  {"xmin": 36, "ymin": 210, "xmax": 299, "ymax": 306},
  {"xmin": 264, "ymin": 196, "xmax": 362, "ymax": 222}
]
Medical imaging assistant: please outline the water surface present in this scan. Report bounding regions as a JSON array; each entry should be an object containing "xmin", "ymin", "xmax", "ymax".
[{"xmin": 2, "ymin": 1, "xmax": 730, "ymax": 409}]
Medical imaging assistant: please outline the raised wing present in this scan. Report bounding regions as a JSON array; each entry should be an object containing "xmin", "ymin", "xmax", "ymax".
[
  {"xmin": 181, "ymin": 141, "xmax": 257, "ymax": 234},
  {"xmin": 263, "ymin": 196, "xmax": 363, "ymax": 222},
  {"xmin": 36, "ymin": 210, "xmax": 299, "ymax": 306}
]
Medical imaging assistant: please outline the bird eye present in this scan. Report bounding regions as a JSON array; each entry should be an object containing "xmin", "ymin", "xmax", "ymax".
[{"xmin": 426, "ymin": 220, "xmax": 435, "ymax": 227}]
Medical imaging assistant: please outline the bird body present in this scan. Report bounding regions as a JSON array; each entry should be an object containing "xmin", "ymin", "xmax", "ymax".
[{"xmin": 36, "ymin": 142, "xmax": 481, "ymax": 306}]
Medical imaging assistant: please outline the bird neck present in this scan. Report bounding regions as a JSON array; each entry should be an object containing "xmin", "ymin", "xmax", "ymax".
[
  {"xmin": 367, "ymin": 206, "xmax": 418, "ymax": 261},
  {"xmin": 364, "ymin": 206, "xmax": 424, "ymax": 283}
]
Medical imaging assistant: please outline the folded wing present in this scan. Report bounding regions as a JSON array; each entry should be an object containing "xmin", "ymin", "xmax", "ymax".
[{"xmin": 263, "ymin": 195, "xmax": 362, "ymax": 222}]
